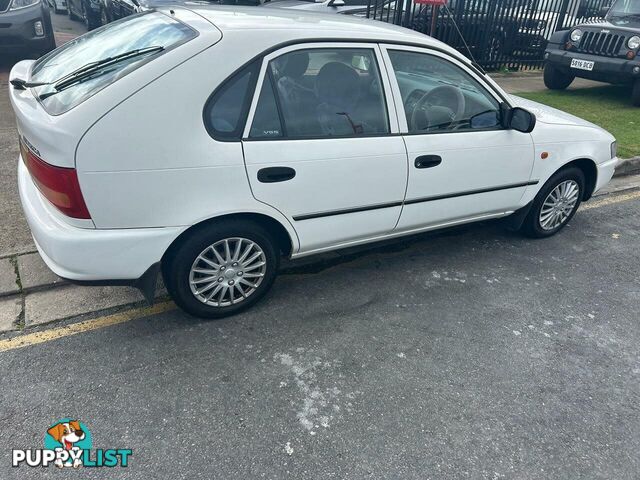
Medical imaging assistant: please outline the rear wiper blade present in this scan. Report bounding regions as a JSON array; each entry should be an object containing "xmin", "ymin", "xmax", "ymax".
[
  {"xmin": 53, "ymin": 46, "xmax": 164, "ymax": 91},
  {"xmin": 9, "ymin": 79, "xmax": 49, "ymax": 90},
  {"xmin": 10, "ymin": 46, "xmax": 165, "ymax": 93}
]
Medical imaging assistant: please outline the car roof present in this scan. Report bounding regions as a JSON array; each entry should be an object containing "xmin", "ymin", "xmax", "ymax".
[{"xmin": 172, "ymin": 6, "xmax": 466, "ymax": 60}]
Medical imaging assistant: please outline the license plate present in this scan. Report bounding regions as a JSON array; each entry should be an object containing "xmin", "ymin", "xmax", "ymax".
[{"xmin": 570, "ymin": 58, "xmax": 594, "ymax": 71}]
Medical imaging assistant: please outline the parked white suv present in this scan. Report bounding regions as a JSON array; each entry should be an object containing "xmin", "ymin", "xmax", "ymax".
[{"xmin": 9, "ymin": 7, "xmax": 618, "ymax": 318}]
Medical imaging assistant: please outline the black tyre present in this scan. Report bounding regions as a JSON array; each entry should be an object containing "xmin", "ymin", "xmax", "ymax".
[
  {"xmin": 82, "ymin": 2, "xmax": 100, "ymax": 30},
  {"xmin": 520, "ymin": 166, "xmax": 585, "ymax": 238},
  {"xmin": 163, "ymin": 220, "xmax": 280, "ymax": 319},
  {"xmin": 68, "ymin": 3, "xmax": 78, "ymax": 20},
  {"xmin": 100, "ymin": 6, "xmax": 109, "ymax": 26},
  {"xmin": 632, "ymin": 79, "xmax": 640, "ymax": 107},
  {"xmin": 543, "ymin": 63, "xmax": 575, "ymax": 90}
]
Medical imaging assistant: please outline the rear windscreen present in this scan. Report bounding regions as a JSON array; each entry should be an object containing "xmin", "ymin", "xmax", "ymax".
[{"xmin": 30, "ymin": 12, "xmax": 196, "ymax": 116}]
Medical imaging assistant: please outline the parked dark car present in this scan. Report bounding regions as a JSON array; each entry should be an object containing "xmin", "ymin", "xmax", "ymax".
[
  {"xmin": 408, "ymin": 0, "xmax": 549, "ymax": 66},
  {"xmin": 66, "ymin": 0, "xmax": 101, "ymax": 29},
  {"xmin": 100, "ymin": 0, "xmax": 253, "ymax": 24},
  {"xmin": 99, "ymin": 0, "xmax": 385, "ymax": 27},
  {"xmin": 0, "ymin": 0, "xmax": 56, "ymax": 58},
  {"xmin": 544, "ymin": 0, "xmax": 640, "ymax": 105}
]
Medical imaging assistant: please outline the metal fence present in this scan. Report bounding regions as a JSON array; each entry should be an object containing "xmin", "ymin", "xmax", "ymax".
[{"xmin": 365, "ymin": 0, "xmax": 611, "ymax": 70}]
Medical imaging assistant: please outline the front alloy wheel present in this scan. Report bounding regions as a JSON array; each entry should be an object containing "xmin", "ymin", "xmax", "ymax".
[
  {"xmin": 538, "ymin": 180, "xmax": 580, "ymax": 231},
  {"xmin": 520, "ymin": 166, "xmax": 585, "ymax": 238}
]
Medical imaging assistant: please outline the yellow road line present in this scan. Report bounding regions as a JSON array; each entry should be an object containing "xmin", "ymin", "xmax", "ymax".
[
  {"xmin": 0, "ymin": 188, "xmax": 637, "ymax": 353},
  {"xmin": 582, "ymin": 189, "xmax": 640, "ymax": 210},
  {"xmin": 0, "ymin": 301, "xmax": 176, "ymax": 353}
]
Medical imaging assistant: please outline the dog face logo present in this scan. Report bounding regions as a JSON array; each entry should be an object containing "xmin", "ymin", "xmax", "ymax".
[
  {"xmin": 47, "ymin": 421, "xmax": 85, "ymax": 451},
  {"xmin": 44, "ymin": 419, "xmax": 91, "ymax": 468}
]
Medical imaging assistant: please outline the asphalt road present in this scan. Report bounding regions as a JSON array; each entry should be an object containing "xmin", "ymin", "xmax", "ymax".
[{"xmin": 1, "ymin": 191, "xmax": 638, "ymax": 479}]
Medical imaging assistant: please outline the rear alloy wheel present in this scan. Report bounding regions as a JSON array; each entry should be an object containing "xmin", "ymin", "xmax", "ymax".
[
  {"xmin": 543, "ymin": 63, "xmax": 575, "ymax": 90},
  {"xmin": 189, "ymin": 238, "xmax": 267, "ymax": 308},
  {"xmin": 632, "ymin": 79, "xmax": 640, "ymax": 107},
  {"xmin": 521, "ymin": 167, "xmax": 585, "ymax": 238},
  {"xmin": 163, "ymin": 221, "xmax": 279, "ymax": 319}
]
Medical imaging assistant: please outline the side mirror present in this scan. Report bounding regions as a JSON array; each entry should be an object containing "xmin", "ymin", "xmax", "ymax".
[
  {"xmin": 328, "ymin": 0, "xmax": 345, "ymax": 6},
  {"xmin": 599, "ymin": 5, "xmax": 610, "ymax": 17},
  {"xmin": 508, "ymin": 107, "xmax": 536, "ymax": 133}
]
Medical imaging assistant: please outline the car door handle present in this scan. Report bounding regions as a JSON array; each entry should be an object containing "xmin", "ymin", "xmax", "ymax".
[
  {"xmin": 415, "ymin": 155, "xmax": 442, "ymax": 169},
  {"xmin": 257, "ymin": 167, "xmax": 296, "ymax": 183}
]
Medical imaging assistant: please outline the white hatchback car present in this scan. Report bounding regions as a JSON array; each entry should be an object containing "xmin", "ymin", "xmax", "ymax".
[{"xmin": 10, "ymin": 7, "xmax": 617, "ymax": 318}]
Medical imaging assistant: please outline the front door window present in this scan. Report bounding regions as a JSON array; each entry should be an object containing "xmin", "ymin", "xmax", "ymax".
[{"xmin": 387, "ymin": 50, "xmax": 501, "ymax": 133}]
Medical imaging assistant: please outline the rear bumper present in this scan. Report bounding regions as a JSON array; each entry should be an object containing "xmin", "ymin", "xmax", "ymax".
[
  {"xmin": 18, "ymin": 158, "xmax": 181, "ymax": 282},
  {"xmin": 545, "ymin": 49, "xmax": 640, "ymax": 84},
  {"xmin": 0, "ymin": 3, "xmax": 55, "ymax": 54}
]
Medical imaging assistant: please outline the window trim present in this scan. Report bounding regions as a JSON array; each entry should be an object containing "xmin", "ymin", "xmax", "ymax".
[
  {"xmin": 380, "ymin": 44, "xmax": 508, "ymax": 136},
  {"xmin": 202, "ymin": 38, "xmax": 512, "ymax": 143},
  {"xmin": 202, "ymin": 60, "xmax": 260, "ymax": 142},
  {"xmin": 242, "ymin": 42, "xmax": 398, "ymax": 142}
]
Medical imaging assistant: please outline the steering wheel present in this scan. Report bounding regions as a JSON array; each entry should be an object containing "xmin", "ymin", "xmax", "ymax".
[{"xmin": 409, "ymin": 85, "xmax": 466, "ymax": 131}]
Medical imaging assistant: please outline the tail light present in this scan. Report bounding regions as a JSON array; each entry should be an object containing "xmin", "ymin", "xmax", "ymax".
[{"xmin": 19, "ymin": 138, "xmax": 91, "ymax": 219}]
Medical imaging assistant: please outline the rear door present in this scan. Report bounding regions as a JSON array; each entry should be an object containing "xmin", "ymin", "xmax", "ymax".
[{"xmin": 240, "ymin": 43, "xmax": 408, "ymax": 255}]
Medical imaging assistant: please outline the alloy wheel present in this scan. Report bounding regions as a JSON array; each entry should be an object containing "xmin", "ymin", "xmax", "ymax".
[
  {"xmin": 487, "ymin": 37, "xmax": 502, "ymax": 63},
  {"xmin": 539, "ymin": 179, "xmax": 580, "ymax": 231},
  {"xmin": 189, "ymin": 237, "xmax": 267, "ymax": 307}
]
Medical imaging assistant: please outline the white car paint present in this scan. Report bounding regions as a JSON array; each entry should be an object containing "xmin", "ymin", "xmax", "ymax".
[{"xmin": 10, "ymin": 6, "xmax": 617, "ymax": 285}]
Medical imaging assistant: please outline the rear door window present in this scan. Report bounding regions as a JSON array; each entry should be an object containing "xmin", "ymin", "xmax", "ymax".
[
  {"xmin": 250, "ymin": 48, "xmax": 389, "ymax": 139},
  {"xmin": 30, "ymin": 12, "xmax": 197, "ymax": 116}
]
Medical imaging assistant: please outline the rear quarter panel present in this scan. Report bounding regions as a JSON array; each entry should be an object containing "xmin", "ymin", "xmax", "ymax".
[{"xmin": 75, "ymin": 32, "xmax": 299, "ymax": 250}]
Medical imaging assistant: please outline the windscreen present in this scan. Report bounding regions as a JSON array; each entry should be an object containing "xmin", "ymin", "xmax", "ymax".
[
  {"xmin": 30, "ymin": 12, "xmax": 196, "ymax": 116},
  {"xmin": 608, "ymin": 0, "xmax": 640, "ymax": 16}
]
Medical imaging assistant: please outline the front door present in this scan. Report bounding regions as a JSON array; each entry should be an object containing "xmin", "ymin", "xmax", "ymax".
[
  {"xmin": 241, "ymin": 44, "xmax": 408, "ymax": 255},
  {"xmin": 380, "ymin": 45, "xmax": 535, "ymax": 232}
]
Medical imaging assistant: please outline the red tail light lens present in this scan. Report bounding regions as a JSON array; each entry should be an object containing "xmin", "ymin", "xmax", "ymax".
[{"xmin": 19, "ymin": 139, "xmax": 91, "ymax": 219}]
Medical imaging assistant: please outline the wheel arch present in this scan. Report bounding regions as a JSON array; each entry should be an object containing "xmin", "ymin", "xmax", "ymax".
[
  {"xmin": 162, "ymin": 212, "xmax": 296, "ymax": 265},
  {"xmin": 563, "ymin": 158, "xmax": 598, "ymax": 201}
]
